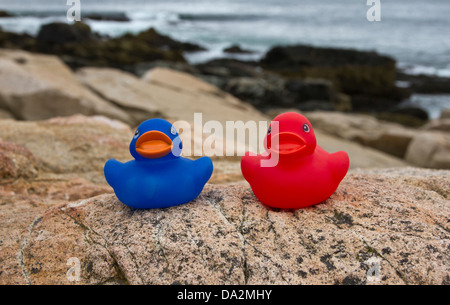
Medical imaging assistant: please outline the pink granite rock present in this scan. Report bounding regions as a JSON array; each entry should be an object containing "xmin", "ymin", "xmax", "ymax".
[{"xmin": 2, "ymin": 169, "xmax": 448, "ymax": 285}]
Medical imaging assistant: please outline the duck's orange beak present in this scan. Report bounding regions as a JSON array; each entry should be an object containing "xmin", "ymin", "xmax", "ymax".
[
  {"xmin": 135, "ymin": 131, "xmax": 173, "ymax": 159},
  {"xmin": 270, "ymin": 132, "xmax": 305, "ymax": 155}
]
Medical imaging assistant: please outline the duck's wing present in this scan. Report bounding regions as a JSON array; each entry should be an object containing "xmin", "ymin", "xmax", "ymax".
[{"xmin": 104, "ymin": 159, "xmax": 124, "ymax": 188}]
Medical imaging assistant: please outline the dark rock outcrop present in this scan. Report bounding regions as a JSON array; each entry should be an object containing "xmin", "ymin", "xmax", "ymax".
[
  {"xmin": 0, "ymin": 28, "xmax": 35, "ymax": 50},
  {"xmin": 36, "ymin": 25, "xmax": 193, "ymax": 69},
  {"xmin": 376, "ymin": 107, "xmax": 429, "ymax": 127},
  {"xmin": 132, "ymin": 28, "xmax": 205, "ymax": 52},
  {"xmin": 37, "ymin": 22, "xmax": 97, "ymax": 45},
  {"xmin": 0, "ymin": 23, "xmax": 205, "ymax": 70},
  {"xmin": 260, "ymin": 45, "xmax": 410, "ymax": 110},
  {"xmin": 196, "ymin": 59, "xmax": 346, "ymax": 111},
  {"xmin": 397, "ymin": 72, "xmax": 450, "ymax": 94},
  {"xmin": 224, "ymin": 44, "xmax": 254, "ymax": 54},
  {"xmin": 0, "ymin": 10, "xmax": 13, "ymax": 18},
  {"xmin": 261, "ymin": 45, "xmax": 396, "ymax": 93},
  {"xmin": 83, "ymin": 12, "xmax": 130, "ymax": 22}
]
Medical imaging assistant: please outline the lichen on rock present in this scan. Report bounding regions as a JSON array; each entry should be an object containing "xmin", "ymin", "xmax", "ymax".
[{"xmin": 2, "ymin": 169, "xmax": 448, "ymax": 285}]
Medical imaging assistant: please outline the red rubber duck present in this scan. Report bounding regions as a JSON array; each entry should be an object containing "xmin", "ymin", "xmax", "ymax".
[{"xmin": 241, "ymin": 112, "xmax": 349, "ymax": 209}]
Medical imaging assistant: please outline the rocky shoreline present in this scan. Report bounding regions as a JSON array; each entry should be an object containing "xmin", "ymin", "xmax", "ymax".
[
  {"xmin": 0, "ymin": 43, "xmax": 448, "ymax": 168},
  {"xmin": 1, "ymin": 22, "xmax": 450, "ymax": 125},
  {"xmin": 0, "ymin": 21, "xmax": 449, "ymax": 167}
]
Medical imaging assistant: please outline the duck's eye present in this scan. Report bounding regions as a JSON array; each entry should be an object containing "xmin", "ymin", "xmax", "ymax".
[
  {"xmin": 170, "ymin": 126, "xmax": 177, "ymax": 135},
  {"xmin": 133, "ymin": 129, "xmax": 140, "ymax": 139},
  {"xmin": 303, "ymin": 123, "xmax": 310, "ymax": 133},
  {"xmin": 267, "ymin": 126, "xmax": 272, "ymax": 135}
]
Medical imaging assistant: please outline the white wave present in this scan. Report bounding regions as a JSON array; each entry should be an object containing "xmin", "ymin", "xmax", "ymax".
[
  {"xmin": 127, "ymin": 10, "xmax": 180, "ymax": 22},
  {"xmin": 398, "ymin": 63, "xmax": 450, "ymax": 78},
  {"xmin": 185, "ymin": 49, "xmax": 263, "ymax": 65},
  {"xmin": 399, "ymin": 94, "xmax": 450, "ymax": 119},
  {"xmin": 0, "ymin": 16, "xmax": 68, "ymax": 36}
]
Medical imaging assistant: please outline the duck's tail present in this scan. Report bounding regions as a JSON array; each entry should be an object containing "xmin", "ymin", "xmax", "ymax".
[
  {"xmin": 104, "ymin": 159, "xmax": 123, "ymax": 188},
  {"xmin": 329, "ymin": 151, "xmax": 350, "ymax": 183}
]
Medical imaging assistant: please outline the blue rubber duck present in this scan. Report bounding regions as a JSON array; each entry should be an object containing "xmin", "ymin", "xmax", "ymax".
[{"xmin": 104, "ymin": 118, "xmax": 213, "ymax": 209}]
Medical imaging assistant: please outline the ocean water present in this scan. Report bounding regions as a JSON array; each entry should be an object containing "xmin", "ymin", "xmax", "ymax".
[{"xmin": 0, "ymin": 0, "xmax": 449, "ymax": 117}]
